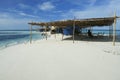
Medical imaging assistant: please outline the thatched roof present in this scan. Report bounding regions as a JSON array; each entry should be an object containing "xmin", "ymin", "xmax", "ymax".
[{"xmin": 28, "ymin": 16, "xmax": 119, "ymax": 28}]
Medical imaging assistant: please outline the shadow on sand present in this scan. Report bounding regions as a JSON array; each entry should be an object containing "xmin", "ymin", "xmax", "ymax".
[{"xmin": 63, "ymin": 35, "xmax": 120, "ymax": 42}]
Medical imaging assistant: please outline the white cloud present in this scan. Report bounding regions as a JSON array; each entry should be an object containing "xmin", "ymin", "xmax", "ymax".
[
  {"xmin": 0, "ymin": 18, "xmax": 29, "ymax": 30},
  {"xmin": 38, "ymin": 2, "xmax": 55, "ymax": 11},
  {"xmin": 0, "ymin": 13, "xmax": 10, "ymax": 18},
  {"xmin": 19, "ymin": 3, "xmax": 30, "ymax": 9},
  {"xmin": 5, "ymin": 9, "xmax": 22, "ymax": 13},
  {"xmin": 19, "ymin": 12, "xmax": 39, "ymax": 18},
  {"xmin": 62, "ymin": 0, "xmax": 120, "ymax": 19},
  {"xmin": 88, "ymin": 0, "xmax": 97, "ymax": 6},
  {"xmin": 60, "ymin": 0, "xmax": 120, "ymax": 29},
  {"xmin": 19, "ymin": 12, "xmax": 26, "ymax": 16},
  {"xmin": 0, "ymin": 12, "xmax": 43, "ymax": 30},
  {"xmin": 0, "ymin": 9, "xmax": 40, "ymax": 19},
  {"xmin": 65, "ymin": 0, "xmax": 96, "ymax": 8}
]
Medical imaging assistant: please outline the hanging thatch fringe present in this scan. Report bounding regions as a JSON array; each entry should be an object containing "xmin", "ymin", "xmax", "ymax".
[{"xmin": 28, "ymin": 17, "xmax": 119, "ymax": 28}]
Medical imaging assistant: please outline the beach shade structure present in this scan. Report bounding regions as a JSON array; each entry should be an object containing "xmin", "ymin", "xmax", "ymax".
[
  {"xmin": 28, "ymin": 16, "xmax": 120, "ymax": 45},
  {"xmin": 28, "ymin": 17, "xmax": 119, "ymax": 27}
]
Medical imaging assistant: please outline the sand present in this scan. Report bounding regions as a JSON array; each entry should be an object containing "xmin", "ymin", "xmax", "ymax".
[{"xmin": 0, "ymin": 34, "xmax": 120, "ymax": 80}]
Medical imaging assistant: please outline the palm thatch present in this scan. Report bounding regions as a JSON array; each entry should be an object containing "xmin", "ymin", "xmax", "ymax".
[{"xmin": 28, "ymin": 16, "xmax": 119, "ymax": 28}]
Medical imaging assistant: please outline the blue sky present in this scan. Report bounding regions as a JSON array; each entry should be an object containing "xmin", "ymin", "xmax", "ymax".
[{"xmin": 0, "ymin": 0, "xmax": 120, "ymax": 30}]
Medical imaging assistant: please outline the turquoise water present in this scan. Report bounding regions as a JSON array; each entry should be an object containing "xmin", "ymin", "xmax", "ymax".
[
  {"xmin": 0, "ymin": 30, "xmax": 120, "ymax": 49},
  {"xmin": 82, "ymin": 29, "xmax": 120, "ymax": 36},
  {"xmin": 93, "ymin": 30, "xmax": 120, "ymax": 40},
  {"xmin": 0, "ymin": 30, "xmax": 43, "ymax": 49}
]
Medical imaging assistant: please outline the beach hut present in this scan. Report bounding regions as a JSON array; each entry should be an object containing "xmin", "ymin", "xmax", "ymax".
[{"xmin": 28, "ymin": 16, "xmax": 120, "ymax": 45}]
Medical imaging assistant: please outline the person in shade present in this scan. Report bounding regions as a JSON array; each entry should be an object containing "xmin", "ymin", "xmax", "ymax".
[{"xmin": 88, "ymin": 29, "xmax": 93, "ymax": 37}]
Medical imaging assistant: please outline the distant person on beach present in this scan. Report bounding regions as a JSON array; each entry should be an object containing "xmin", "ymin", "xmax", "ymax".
[{"xmin": 88, "ymin": 29, "xmax": 93, "ymax": 37}]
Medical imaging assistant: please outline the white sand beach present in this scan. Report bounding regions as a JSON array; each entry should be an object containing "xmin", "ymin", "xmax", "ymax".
[{"xmin": 0, "ymin": 34, "xmax": 120, "ymax": 80}]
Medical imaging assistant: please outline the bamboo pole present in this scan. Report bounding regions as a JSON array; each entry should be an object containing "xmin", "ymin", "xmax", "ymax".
[
  {"xmin": 30, "ymin": 25, "xmax": 32, "ymax": 44},
  {"xmin": 45, "ymin": 26, "xmax": 47, "ymax": 40},
  {"xmin": 55, "ymin": 27, "xmax": 56, "ymax": 39},
  {"xmin": 62, "ymin": 28, "xmax": 64, "ymax": 41},
  {"xmin": 109, "ymin": 26, "xmax": 110, "ymax": 38},
  {"xmin": 113, "ymin": 12, "xmax": 116, "ymax": 46},
  {"xmin": 73, "ymin": 17, "xmax": 75, "ymax": 43}
]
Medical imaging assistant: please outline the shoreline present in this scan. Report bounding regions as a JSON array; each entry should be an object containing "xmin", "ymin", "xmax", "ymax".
[{"xmin": 0, "ymin": 34, "xmax": 120, "ymax": 54}]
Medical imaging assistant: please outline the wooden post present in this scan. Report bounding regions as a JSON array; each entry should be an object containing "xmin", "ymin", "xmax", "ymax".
[
  {"xmin": 55, "ymin": 27, "xmax": 56, "ymax": 39},
  {"xmin": 61, "ymin": 28, "xmax": 64, "ymax": 41},
  {"xmin": 62, "ymin": 34, "xmax": 64, "ymax": 40},
  {"xmin": 73, "ymin": 17, "xmax": 75, "ymax": 43},
  {"xmin": 45, "ymin": 26, "xmax": 47, "ymax": 40},
  {"xmin": 30, "ymin": 25, "xmax": 32, "ymax": 44},
  {"xmin": 113, "ymin": 12, "xmax": 116, "ymax": 46},
  {"xmin": 62, "ymin": 33, "xmax": 64, "ymax": 41},
  {"xmin": 109, "ymin": 26, "xmax": 110, "ymax": 38}
]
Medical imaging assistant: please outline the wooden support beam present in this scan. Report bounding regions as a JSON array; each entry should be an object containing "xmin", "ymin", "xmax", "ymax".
[
  {"xmin": 109, "ymin": 26, "xmax": 110, "ymax": 38},
  {"xmin": 73, "ymin": 17, "xmax": 75, "ymax": 43},
  {"xmin": 54, "ymin": 27, "xmax": 56, "ymax": 39},
  {"xmin": 45, "ymin": 26, "xmax": 47, "ymax": 40},
  {"xmin": 62, "ymin": 32, "xmax": 64, "ymax": 41},
  {"xmin": 30, "ymin": 25, "xmax": 32, "ymax": 44},
  {"xmin": 113, "ymin": 12, "xmax": 116, "ymax": 46}
]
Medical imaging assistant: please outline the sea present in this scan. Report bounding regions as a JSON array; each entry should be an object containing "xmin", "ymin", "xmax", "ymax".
[
  {"xmin": 0, "ymin": 30, "xmax": 43, "ymax": 49},
  {"xmin": 0, "ymin": 30, "xmax": 120, "ymax": 49}
]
